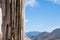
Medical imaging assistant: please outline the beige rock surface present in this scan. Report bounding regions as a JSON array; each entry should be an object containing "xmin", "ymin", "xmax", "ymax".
[
  {"xmin": 24, "ymin": 35, "xmax": 31, "ymax": 40},
  {"xmin": 0, "ymin": 33, "xmax": 2, "ymax": 40}
]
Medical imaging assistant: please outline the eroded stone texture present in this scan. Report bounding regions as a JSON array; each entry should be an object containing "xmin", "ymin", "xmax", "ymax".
[
  {"xmin": 1, "ymin": 0, "xmax": 11, "ymax": 40},
  {"xmin": 0, "ymin": 0, "xmax": 25, "ymax": 40}
]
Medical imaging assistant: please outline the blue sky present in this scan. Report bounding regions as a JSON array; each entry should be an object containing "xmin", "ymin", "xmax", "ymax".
[{"xmin": 25, "ymin": 0, "xmax": 60, "ymax": 33}]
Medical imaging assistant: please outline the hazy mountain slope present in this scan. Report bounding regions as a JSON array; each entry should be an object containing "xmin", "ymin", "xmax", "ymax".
[
  {"xmin": 34, "ymin": 32, "xmax": 50, "ymax": 40},
  {"xmin": 26, "ymin": 31, "xmax": 40, "ymax": 40},
  {"xmin": 26, "ymin": 31, "xmax": 40, "ymax": 36},
  {"xmin": 26, "ymin": 28, "xmax": 60, "ymax": 40},
  {"xmin": 51, "ymin": 28, "xmax": 60, "ymax": 35},
  {"xmin": 45, "ymin": 28, "xmax": 60, "ymax": 40}
]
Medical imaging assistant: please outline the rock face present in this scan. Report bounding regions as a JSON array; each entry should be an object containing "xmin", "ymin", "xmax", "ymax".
[
  {"xmin": 24, "ymin": 34, "xmax": 31, "ymax": 40},
  {"xmin": 1, "ymin": 0, "xmax": 11, "ymax": 40},
  {"xmin": 26, "ymin": 28, "xmax": 60, "ymax": 40},
  {"xmin": 1, "ymin": 0, "xmax": 24, "ymax": 40},
  {"xmin": 0, "ymin": 33, "xmax": 2, "ymax": 40}
]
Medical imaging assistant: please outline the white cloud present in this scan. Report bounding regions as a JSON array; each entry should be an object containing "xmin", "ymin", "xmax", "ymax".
[
  {"xmin": 25, "ymin": 19, "xmax": 29, "ymax": 23},
  {"xmin": 47, "ymin": 26, "xmax": 60, "ymax": 32},
  {"xmin": 29, "ymin": 24, "xmax": 42, "ymax": 27},
  {"xmin": 35, "ymin": 25, "xmax": 42, "ymax": 26},
  {"xmin": 47, "ymin": 0, "xmax": 60, "ymax": 4},
  {"xmin": 25, "ymin": 0, "xmax": 39, "ymax": 7}
]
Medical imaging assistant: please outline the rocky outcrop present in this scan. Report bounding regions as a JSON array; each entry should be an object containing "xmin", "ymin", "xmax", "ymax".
[
  {"xmin": 24, "ymin": 34, "xmax": 31, "ymax": 40},
  {"xmin": 0, "ymin": 33, "xmax": 2, "ymax": 40}
]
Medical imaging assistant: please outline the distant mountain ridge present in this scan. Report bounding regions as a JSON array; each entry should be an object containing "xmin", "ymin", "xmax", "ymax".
[
  {"xmin": 51, "ymin": 28, "xmax": 60, "ymax": 35},
  {"xmin": 26, "ymin": 31, "xmax": 40, "ymax": 36},
  {"xmin": 26, "ymin": 31, "xmax": 40, "ymax": 40},
  {"xmin": 26, "ymin": 28, "xmax": 60, "ymax": 40}
]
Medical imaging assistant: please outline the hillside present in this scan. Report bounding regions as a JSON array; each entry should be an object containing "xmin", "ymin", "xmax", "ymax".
[{"xmin": 26, "ymin": 28, "xmax": 60, "ymax": 40}]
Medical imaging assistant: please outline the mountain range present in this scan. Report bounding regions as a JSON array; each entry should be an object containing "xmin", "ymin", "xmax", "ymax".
[{"xmin": 26, "ymin": 28, "xmax": 60, "ymax": 40}]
